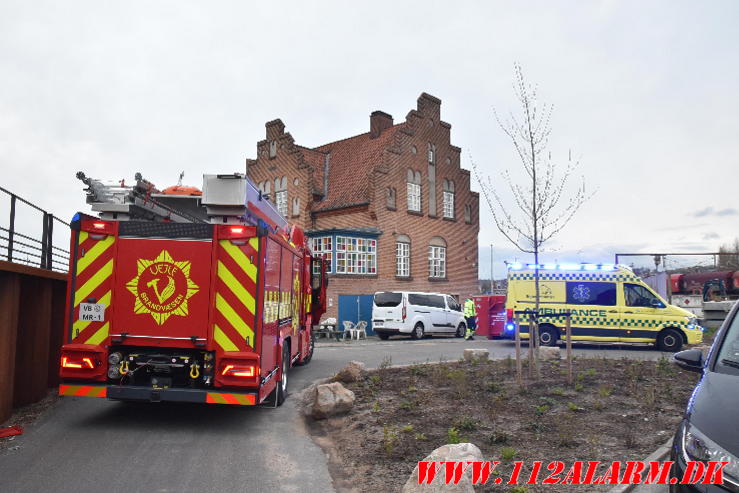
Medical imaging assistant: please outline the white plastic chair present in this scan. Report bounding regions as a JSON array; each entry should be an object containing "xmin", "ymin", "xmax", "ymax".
[
  {"xmin": 342, "ymin": 320, "xmax": 355, "ymax": 340},
  {"xmin": 354, "ymin": 320, "xmax": 368, "ymax": 340}
]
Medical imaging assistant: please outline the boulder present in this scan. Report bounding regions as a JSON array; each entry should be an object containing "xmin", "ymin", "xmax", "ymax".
[
  {"xmin": 308, "ymin": 382, "xmax": 355, "ymax": 419},
  {"xmin": 402, "ymin": 443, "xmax": 483, "ymax": 493},
  {"xmin": 538, "ymin": 346, "xmax": 561, "ymax": 360},
  {"xmin": 463, "ymin": 348, "xmax": 489, "ymax": 362},
  {"xmin": 334, "ymin": 361, "xmax": 366, "ymax": 383}
]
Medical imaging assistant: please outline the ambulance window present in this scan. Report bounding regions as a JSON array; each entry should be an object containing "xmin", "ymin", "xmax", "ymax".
[
  {"xmin": 565, "ymin": 282, "xmax": 617, "ymax": 306},
  {"xmin": 624, "ymin": 284, "xmax": 660, "ymax": 307}
]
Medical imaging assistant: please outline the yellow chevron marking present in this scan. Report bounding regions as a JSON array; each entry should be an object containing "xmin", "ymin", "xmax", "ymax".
[
  {"xmin": 214, "ymin": 324, "xmax": 239, "ymax": 352},
  {"xmin": 249, "ymin": 237, "xmax": 259, "ymax": 251},
  {"xmin": 217, "ymin": 261, "xmax": 256, "ymax": 313},
  {"xmin": 84, "ymin": 322, "xmax": 110, "ymax": 345},
  {"xmin": 73, "ymin": 290, "xmax": 112, "ymax": 337},
  {"xmin": 207, "ymin": 393, "xmax": 228, "ymax": 404},
  {"xmin": 76, "ymin": 235, "xmax": 114, "ymax": 274},
  {"xmin": 215, "ymin": 293, "xmax": 254, "ymax": 343},
  {"xmin": 74, "ymin": 259, "xmax": 114, "ymax": 306},
  {"xmin": 220, "ymin": 240, "xmax": 257, "ymax": 282}
]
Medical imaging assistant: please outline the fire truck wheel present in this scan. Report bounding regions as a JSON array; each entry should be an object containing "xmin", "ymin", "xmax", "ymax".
[
  {"xmin": 297, "ymin": 333, "xmax": 315, "ymax": 365},
  {"xmin": 268, "ymin": 345, "xmax": 290, "ymax": 406},
  {"xmin": 455, "ymin": 323, "xmax": 466, "ymax": 338},
  {"xmin": 411, "ymin": 323, "xmax": 425, "ymax": 340}
]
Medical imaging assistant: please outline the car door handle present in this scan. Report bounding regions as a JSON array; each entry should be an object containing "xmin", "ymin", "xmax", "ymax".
[
  {"xmin": 608, "ymin": 310, "xmax": 618, "ymax": 313},
  {"xmin": 624, "ymin": 311, "xmax": 634, "ymax": 314}
]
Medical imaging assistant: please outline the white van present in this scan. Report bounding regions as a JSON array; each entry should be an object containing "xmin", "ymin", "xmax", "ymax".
[{"xmin": 372, "ymin": 291, "xmax": 467, "ymax": 340}]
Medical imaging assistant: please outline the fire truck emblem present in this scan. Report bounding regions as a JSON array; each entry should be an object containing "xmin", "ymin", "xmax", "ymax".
[{"xmin": 126, "ymin": 250, "xmax": 199, "ymax": 325}]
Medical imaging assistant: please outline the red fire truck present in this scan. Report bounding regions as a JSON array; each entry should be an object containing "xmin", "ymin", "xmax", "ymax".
[{"xmin": 59, "ymin": 172, "xmax": 328, "ymax": 406}]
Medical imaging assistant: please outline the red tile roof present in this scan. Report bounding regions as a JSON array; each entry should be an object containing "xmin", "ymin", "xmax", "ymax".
[
  {"xmin": 310, "ymin": 124, "xmax": 401, "ymax": 212},
  {"xmin": 296, "ymin": 146, "xmax": 328, "ymax": 194}
]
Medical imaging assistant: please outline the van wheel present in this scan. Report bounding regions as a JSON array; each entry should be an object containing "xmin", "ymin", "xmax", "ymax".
[
  {"xmin": 455, "ymin": 323, "xmax": 466, "ymax": 338},
  {"xmin": 657, "ymin": 328, "xmax": 683, "ymax": 352},
  {"xmin": 539, "ymin": 326, "xmax": 558, "ymax": 347},
  {"xmin": 411, "ymin": 323, "xmax": 425, "ymax": 340},
  {"xmin": 378, "ymin": 333, "xmax": 390, "ymax": 340}
]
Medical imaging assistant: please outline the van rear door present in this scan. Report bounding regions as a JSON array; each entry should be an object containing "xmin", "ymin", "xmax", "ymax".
[{"xmin": 373, "ymin": 292, "xmax": 403, "ymax": 327}]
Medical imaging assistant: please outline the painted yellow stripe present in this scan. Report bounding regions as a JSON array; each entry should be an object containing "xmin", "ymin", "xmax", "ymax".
[
  {"xmin": 208, "ymin": 393, "xmax": 228, "ymax": 404},
  {"xmin": 88, "ymin": 386, "xmax": 107, "ymax": 397},
  {"xmin": 73, "ymin": 290, "xmax": 112, "ymax": 337},
  {"xmin": 217, "ymin": 261, "xmax": 256, "ymax": 313},
  {"xmin": 220, "ymin": 240, "xmax": 257, "ymax": 282},
  {"xmin": 74, "ymin": 259, "xmax": 113, "ymax": 306},
  {"xmin": 84, "ymin": 322, "xmax": 110, "ymax": 346},
  {"xmin": 234, "ymin": 394, "xmax": 251, "ymax": 405},
  {"xmin": 249, "ymin": 237, "xmax": 258, "ymax": 251},
  {"xmin": 76, "ymin": 235, "xmax": 114, "ymax": 274},
  {"xmin": 214, "ymin": 324, "xmax": 239, "ymax": 352},
  {"xmin": 215, "ymin": 293, "xmax": 254, "ymax": 342}
]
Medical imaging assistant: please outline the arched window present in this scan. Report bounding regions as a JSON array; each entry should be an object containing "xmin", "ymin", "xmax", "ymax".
[
  {"xmin": 442, "ymin": 179, "xmax": 455, "ymax": 219},
  {"xmin": 396, "ymin": 234, "xmax": 410, "ymax": 277},
  {"xmin": 274, "ymin": 177, "xmax": 288, "ymax": 217},
  {"xmin": 386, "ymin": 187, "xmax": 396, "ymax": 210},
  {"xmin": 291, "ymin": 197, "xmax": 300, "ymax": 217},
  {"xmin": 464, "ymin": 204, "xmax": 472, "ymax": 224},
  {"xmin": 406, "ymin": 169, "xmax": 422, "ymax": 212},
  {"xmin": 428, "ymin": 236, "xmax": 446, "ymax": 278},
  {"xmin": 269, "ymin": 140, "xmax": 277, "ymax": 159}
]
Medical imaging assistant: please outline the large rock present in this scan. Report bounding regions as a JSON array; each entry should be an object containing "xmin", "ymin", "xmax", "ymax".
[
  {"xmin": 307, "ymin": 382, "xmax": 355, "ymax": 419},
  {"xmin": 538, "ymin": 346, "xmax": 561, "ymax": 360},
  {"xmin": 334, "ymin": 361, "xmax": 366, "ymax": 383},
  {"xmin": 402, "ymin": 443, "xmax": 484, "ymax": 493},
  {"xmin": 463, "ymin": 348, "xmax": 489, "ymax": 362}
]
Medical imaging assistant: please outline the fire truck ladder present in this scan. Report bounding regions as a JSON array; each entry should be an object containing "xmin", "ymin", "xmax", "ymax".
[{"xmin": 76, "ymin": 171, "xmax": 205, "ymax": 223}]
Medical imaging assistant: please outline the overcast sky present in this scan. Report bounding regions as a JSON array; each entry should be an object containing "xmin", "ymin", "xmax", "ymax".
[{"xmin": 1, "ymin": 1, "xmax": 737, "ymax": 277}]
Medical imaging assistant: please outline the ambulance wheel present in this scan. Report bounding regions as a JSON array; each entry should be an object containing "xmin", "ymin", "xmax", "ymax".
[
  {"xmin": 455, "ymin": 323, "xmax": 466, "ymax": 338},
  {"xmin": 657, "ymin": 328, "xmax": 683, "ymax": 352},
  {"xmin": 538, "ymin": 326, "xmax": 558, "ymax": 347},
  {"xmin": 411, "ymin": 323, "xmax": 425, "ymax": 340},
  {"xmin": 378, "ymin": 333, "xmax": 390, "ymax": 340}
]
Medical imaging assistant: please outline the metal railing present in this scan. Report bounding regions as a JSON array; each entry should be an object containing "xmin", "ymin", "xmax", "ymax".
[{"xmin": 0, "ymin": 186, "xmax": 70, "ymax": 272}]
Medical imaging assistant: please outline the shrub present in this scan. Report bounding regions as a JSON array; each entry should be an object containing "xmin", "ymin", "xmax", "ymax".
[
  {"xmin": 500, "ymin": 447, "xmax": 517, "ymax": 461},
  {"xmin": 455, "ymin": 416, "xmax": 478, "ymax": 432},
  {"xmin": 382, "ymin": 425, "xmax": 398, "ymax": 456},
  {"xmin": 574, "ymin": 383, "xmax": 584, "ymax": 392},
  {"xmin": 534, "ymin": 404, "xmax": 550, "ymax": 416},
  {"xmin": 414, "ymin": 432, "xmax": 428, "ymax": 441},
  {"xmin": 401, "ymin": 424, "xmax": 414, "ymax": 433},
  {"xmin": 447, "ymin": 427, "xmax": 462, "ymax": 444},
  {"xmin": 598, "ymin": 385, "xmax": 612, "ymax": 397},
  {"xmin": 550, "ymin": 387, "xmax": 565, "ymax": 396}
]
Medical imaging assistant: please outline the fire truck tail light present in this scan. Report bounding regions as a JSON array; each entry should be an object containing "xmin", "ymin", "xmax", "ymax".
[
  {"xmin": 221, "ymin": 364, "xmax": 256, "ymax": 377},
  {"xmin": 62, "ymin": 356, "xmax": 95, "ymax": 369},
  {"xmin": 230, "ymin": 227, "xmax": 244, "ymax": 234},
  {"xmin": 92, "ymin": 222, "xmax": 106, "ymax": 229}
]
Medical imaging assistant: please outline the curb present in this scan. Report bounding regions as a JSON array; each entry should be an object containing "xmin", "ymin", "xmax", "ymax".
[{"xmin": 607, "ymin": 438, "xmax": 673, "ymax": 493}]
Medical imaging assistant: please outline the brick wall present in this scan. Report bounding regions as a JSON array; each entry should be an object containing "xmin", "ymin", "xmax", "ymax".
[{"xmin": 246, "ymin": 93, "xmax": 480, "ymax": 323}]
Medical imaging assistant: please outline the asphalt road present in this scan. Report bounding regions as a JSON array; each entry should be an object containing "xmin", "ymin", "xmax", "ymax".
[{"xmin": 0, "ymin": 337, "xmax": 670, "ymax": 493}]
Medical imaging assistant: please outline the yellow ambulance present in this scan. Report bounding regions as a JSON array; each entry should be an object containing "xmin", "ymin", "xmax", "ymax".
[{"xmin": 503, "ymin": 263, "xmax": 703, "ymax": 351}]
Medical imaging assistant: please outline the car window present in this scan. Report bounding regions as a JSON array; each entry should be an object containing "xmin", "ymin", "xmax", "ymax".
[
  {"xmin": 427, "ymin": 295, "xmax": 445, "ymax": 309},
  {"xmin": 624, "ymin": 283, "xmax": 660, "ymax": 308},
  {"xmin": 565, "ymin": 282, "xmax": 617, "ymax": 306},
  {"xmin": 374, "ymin": 292, "xmax": 402, "ymax": 307},
  {"xmin": 408, "ymin": 294, "xmax": 427, "ymax": 307},
  {"xmin": 716, "ymin": 308, "xmax": 739, "ymax": 376},
  {"xmin": 447, "ymin": 297, "xmax": 461, "ymax": 311}
]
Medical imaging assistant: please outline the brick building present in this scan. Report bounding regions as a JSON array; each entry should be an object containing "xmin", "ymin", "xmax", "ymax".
[{"xmin": 245, "ymin": 93, "xmax": 479, "ymax": 328}]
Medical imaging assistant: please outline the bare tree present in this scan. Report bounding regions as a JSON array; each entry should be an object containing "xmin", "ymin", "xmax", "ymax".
[
  {"xmin": 472, "ymin": 63, "xmax": 592, "ymax": 379},
  {"xmin": 718, "ymin": 238, "xmax": 739, "ymax": 270}
]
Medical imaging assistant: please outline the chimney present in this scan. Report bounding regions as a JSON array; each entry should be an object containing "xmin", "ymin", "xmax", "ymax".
[
  {"xmin": 370, "ymin": 111, "xmax": 393, "ymax": 138},
  {"xmin": 265, "ymin": 119, "xmax": 285, "ymax": 140}
]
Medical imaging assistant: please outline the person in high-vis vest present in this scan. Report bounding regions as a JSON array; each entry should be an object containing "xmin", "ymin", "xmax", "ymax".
[{"xmin": 463, "ymin": 297, "xmax": 477, "ymax": 340}]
